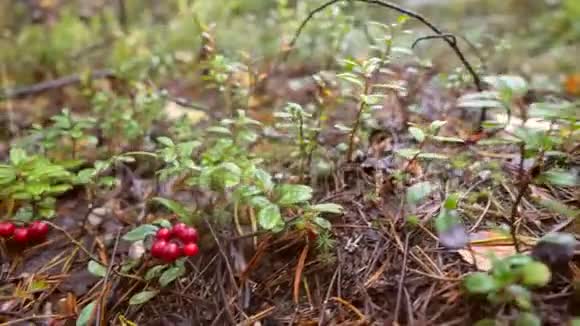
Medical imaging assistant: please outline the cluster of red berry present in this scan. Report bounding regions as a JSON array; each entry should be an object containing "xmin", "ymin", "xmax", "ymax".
[
  {"xmin": 151, "ymin": 223, "xmax": 199, "ymax": 263},
  {"xmin": 0, "ymin": 221, "xmax": 50, "ymax": 244}
]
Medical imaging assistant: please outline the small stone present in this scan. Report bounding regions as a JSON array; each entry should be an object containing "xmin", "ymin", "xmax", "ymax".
[
  {"xmin": 478, "ymin": 170, "xmax": 491, "ymax": 180},
  {"xmin": 87, "ymin": 207, "xmax": 108, "ymax": 227}
]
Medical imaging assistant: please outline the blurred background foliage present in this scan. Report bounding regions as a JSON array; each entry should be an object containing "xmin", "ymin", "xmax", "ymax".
[{"xmin": 0, "ymin": 0, "xmax": 579, "ymax": 88}]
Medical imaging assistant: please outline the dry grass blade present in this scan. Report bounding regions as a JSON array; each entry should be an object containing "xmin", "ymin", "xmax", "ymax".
[{"xmin": 293, "ymin": 242, "xmax": 310, "ymax": 304}]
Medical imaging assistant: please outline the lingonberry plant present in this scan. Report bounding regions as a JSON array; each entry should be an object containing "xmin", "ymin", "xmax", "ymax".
[
  {"xmin": 117, "ymin": 220, "xmax": 201, "ymax": 305},
  {"xmin": 24, "ymin": 108, "xmax": 97, "ymax": 161},
  {"xmin": 464, "ymin": 254, "xmax": 551, "ymax": 324},
  {"xmin": 0, "ymin": 148, "xmax": 75, "ymax": 221},
  {"xmin": 275, "ymin": 102, "xmax": 321, "ymax": 181}
]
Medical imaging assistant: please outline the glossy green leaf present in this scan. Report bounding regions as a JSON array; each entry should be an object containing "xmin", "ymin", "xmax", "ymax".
[
  {"xmin": 538, "ymin": 169, "xmax": 578, "ymax": 186},
  {"xmin": 520, "ymin": 261, "xmax": 551, "ymax": 287},
  {"xmin": 122, "ymin": 224, "xmax": 159, "ymax": 241},
  {"xmin": 276, "ymin": 184, "xmax": 313, "ymax": 206},
  {"xmin": 431, "ymin": 136, "xmax": 464, "ymax": 143},
  {"xmin": 310, "ymin": 203, "xmax": 344, "ymax": 214},
  {"xmin": 464, "ymin": 272, "xmax": 497, "ymax": 294},
  {"xmin": 145, "ymin": 265, "xmax": 167, "ymax": 281},
  {"xmin": 88, "ymin": 260, "xmax": 107, "ymax": 278},
  {"xmin": 417, "ymin": 152, "xmax": 448, "ymax": 160},
  {"xmin": 258, "ymin": 203, "xmax": 283, "ymax": 230},
  {"xmin": 159, "ymin": 263, "xmax": 186, "ymax": 287},
  {"xmin": 157, "ymin": 136, "xmax": 175, "ymax": 147},
  {"xmin": 9, "ymin": 148, "xmax": 27, "ymax": 165},
  {"xmin": 313, "ymin": 217, "xmax": 332, "ymax": 230},
  {"xmin": 394, "ymin": 148, "xmax": 420, "ymax": 159},
  {"xmin": 254, "ymin": 168, "xmax": 274, "ymax": 192},
  {"xmin": 409, "ymin": 127, "xmax": 425, "ymax": 143},
  {"xmin": 129, "ymin": 290, "xmax": 159, "ymax": 305},
  {"xmin": 76, "ymin": 301, "xmax": 97, "ymax": 326}
]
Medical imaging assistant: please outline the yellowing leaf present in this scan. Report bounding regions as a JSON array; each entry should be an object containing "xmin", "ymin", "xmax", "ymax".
[
  {"xmin": 458, "ymin": 230, "xmax": 536, "ymax": 271},
  {"xmin": 164, "ymin": 101, "xmax": 208, "ymax": 125},
  {"xmin": 119, "ymin": 315, "xmax": 138, "ymax": 326}
]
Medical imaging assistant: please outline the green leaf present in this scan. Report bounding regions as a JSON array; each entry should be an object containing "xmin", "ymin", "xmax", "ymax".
[
  {"xmin": 337, "ymin": 73, "xmax": 363, "ymax": 88},
  {"xmin": 313, "ymin": 217, "xmax": 332, "ymax": 230},
  {"xmin": 145, "ymin": 265, "xmax": 167, "ymax": 281},
  {"xmin": 157, "ymin": 136, "xmax": 175, "ymax": 147},
  {"xmin": 538, "ymin": 169, "xmax": 578, "ymax": 186},
  {"xmin": 520, "ymin": 261, "xmax": 551, "ymax": 287},
  {"xmin": 515, "ymin": 312, "xmax": 541, "ymax": 326},
  {"xmin": 254, "ymin": 168, "xmax": 274, "ymax": 192},
  {"xmin": 431, "ymin": 136, "xmax": 464, "ymax": 143},
  {"xmin": 394, "ymin": 148, "xmax": 420, "ymax": 159},
  {"xmin": 507, "ymin": 284, "xmax": 532, "ymax": 310},
  {"xmin": 249, "ymin": 196, "xmax": 271, "ymax": 208},
  {"xmin": 276, "ymin": 184, "xmax": 313, "ymax": 206},
  {"xmin": 409, "ymin": 127, "xmax": 425, "ymax": 143},
  {"xmin": 122, "ymin": 224, "xmax": 159, "ymax": 241},
  {"xmin": 417, "ymin": 153, "xmax": 448, "ymax": 160},
  {"xmin": 217, "ymin": 162, "xmax": 241, "ymax": 188},
  {"xmin": 159, "ymin": 263, "xmax": 186, "ymax": 287},
  {"xmin": 88, "ymin": 260, "xmax": 107, "ymax": 278},
  {"xmin": 207, "ymin": 126, "xmax": 232, "ymax": 135},
  {"xmin": 310, "ymin": 203, "xmax": 344, "ymax": 214},
  {"xmin": 529, "ymin": 102, "xmax": 577, "ymax": 121},
  {"xmin": 129, "ymin": 290, "xmax": 158, "ymax": 305},
  {"xmin": 444, "ymin": 193, "xmax": 460, "ymax": 210},
  {"xmin": 151, "ymin": 218, "xmax": 172, "ymax": 229},
  {"xmin": 406, "ymin": 181, "xmax": 433, "ymax": 205},
  {"xmin": 0, "ymin": 165, "xmax": 16, "ymax": 183},
  {"xmin": 76, "ymin": 168, "xmax": 96, "ymax": 184},
  {"xmin": 536, "ymin": 198, "xmax": 580, "ymax": 218},
  {"xmin": 152, "ymin": 197, "xmax": 190, "ymax": 221},
  {"xmin": 9, "ymin": 148, "xmax": 27, "ymax": 165},
  {"xmin": 464, "ymin": 272, "xmax": 497, "ymax": 294},
  {"xmin": 258, "ymin": 203, "xmax": 283, "ymax": 230},
  {"xmin": 76, "ymin": 301, "xmax": 96, "ymax": 326},
  {"xmin": 429, "ymin": 120, "xmax": 448, "ymax": 133}
]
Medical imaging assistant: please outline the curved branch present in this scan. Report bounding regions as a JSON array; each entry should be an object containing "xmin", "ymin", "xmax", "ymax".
[
  {"xmin": 286, "ymin": 0, "xmax": 487, "ymax": 126},
  {"xmin": 412, "ymin": 33, "xmax": 486, "ymax": 69},
  {"xmin": 412, "ymin": 33, "xmax": 457, "ymax": 49}
]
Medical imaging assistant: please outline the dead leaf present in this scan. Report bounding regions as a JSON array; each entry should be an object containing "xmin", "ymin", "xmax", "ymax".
[
  {"xmin": 458, "ymin": 230, "xmax": 536, "ymax": 271},
  {"xmin": 293, "ymin": 244, "xmax": 309, "ymax": 304},
  {"xmin": 164, "ymin": 101, "xmax": 207, "ymax": 125}
]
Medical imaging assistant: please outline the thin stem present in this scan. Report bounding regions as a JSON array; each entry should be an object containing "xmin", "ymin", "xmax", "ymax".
[
  {"xmin": 347, "ymin": 78, "xmax": 370, "ymax": 162},
  {"xmin": 298, "ymin": 112, "xmax": 306, "ymax": 181},
  {"xmin": 71, "ymin": 137, "xmax": 77, "ymax": 160}
]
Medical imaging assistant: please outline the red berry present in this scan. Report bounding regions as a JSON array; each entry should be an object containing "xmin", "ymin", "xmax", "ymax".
[
  {"xmin": 0, "ymin": 222, "xmax": 15, "ymax": 237},
  {"xmin": 162, "ymin": 242, "xmax": 181, "ymax": 262},
  {"xmin": 183, "ymin": 243, "xmax": 199, "ymax": 257},
  {"xmin": 171, "ymin": 223, "xmax": 188, "ymax": 239},
  {"xmin": 155, "ymin": 228, "xmax": 171, "ymax": 240},
  {"xmin": 28, "ymin": 221, "xmax": 49, "ymax": 241},
  {"xmin": 151, "ymin": 240, "xmax": 167, "ymax": 258},
  {"xmin": 13, "ymin": 227, "xmax": 29, "ymax": 244},
  {"xmin": 178, "ymin": 227, "xmax": 198, "ymax": 243}
]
